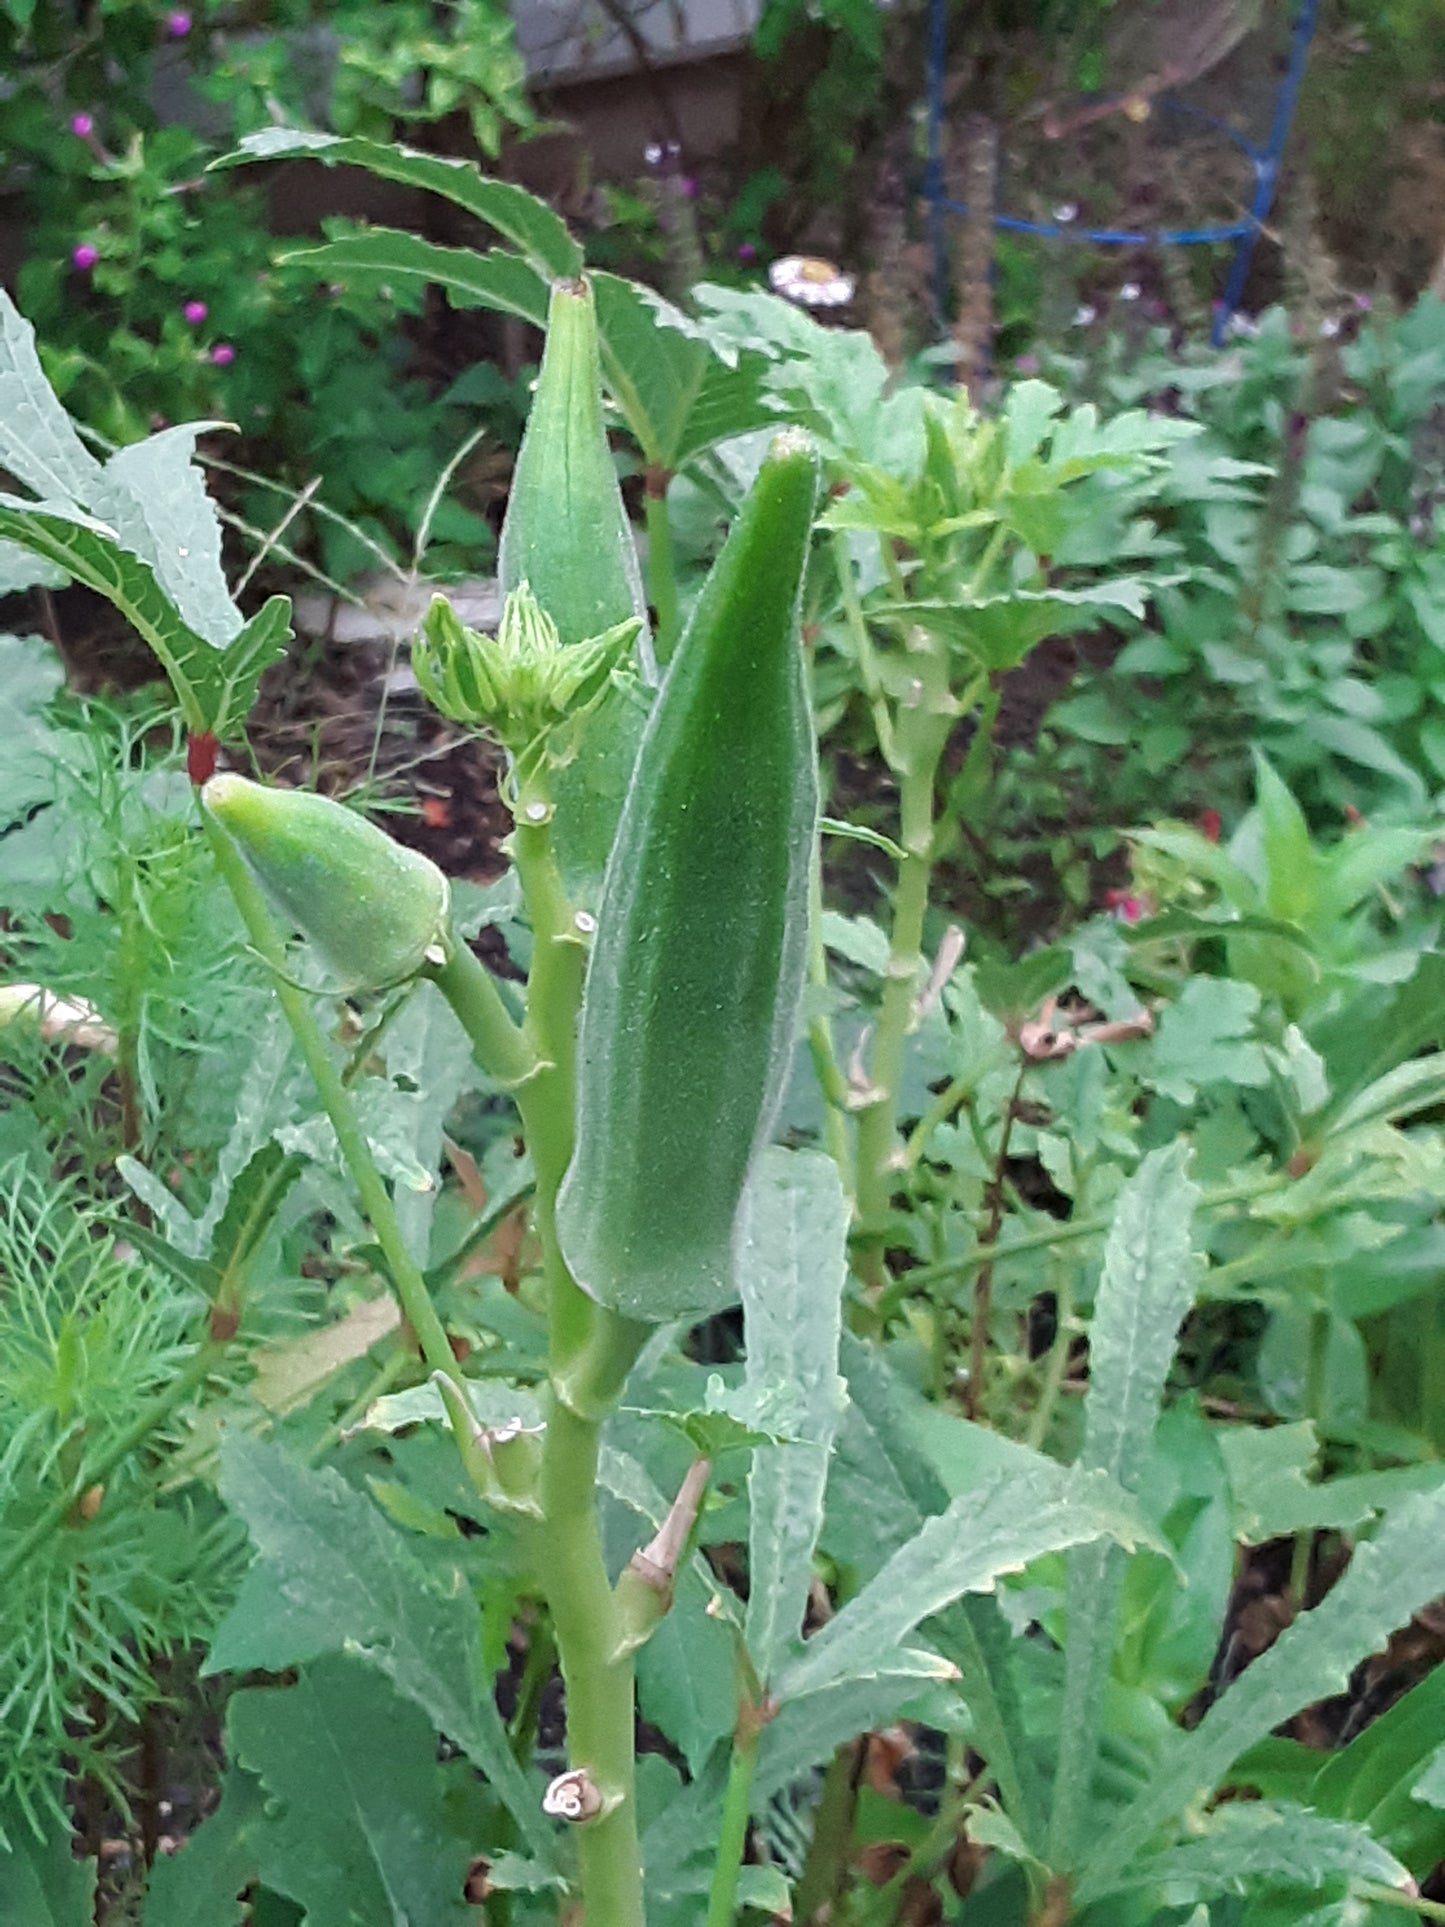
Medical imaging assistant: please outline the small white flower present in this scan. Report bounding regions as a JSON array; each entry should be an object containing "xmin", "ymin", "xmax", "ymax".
[
  {"xmin": 1320, "ymin": 315, "xmax": 1341, "ymax": 338},
  {"xmin": 1072, "ymin": 302, "xmax": 1097, "ymax": 326},
  {"xmin": 1119, "ymin": 281, "xmax": 1141, "ymax": 301},
  {"xmin": 1053, "ymin": 202, "xmax": 1079, "ymax": 224},
  {"xmin": 644, "ymin": 141, "xmax": 664, "ymax": 165},
  {"xmin": 768, "ymin": 254, "xmax": 856, "ymax": 308}
]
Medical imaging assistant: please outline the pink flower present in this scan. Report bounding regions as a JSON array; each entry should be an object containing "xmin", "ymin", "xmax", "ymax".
[
  {"xmin": 71, "ymin": 113, "xmax": 95, "ymax": 139},
  {"xmin": 1104, "ymin": 889, "xmax": 1144, "ymax": 924},
  {"xmin": 166, "ymin": 9, "xmax": 192, "ymax": 35},
  {"xmin": 210, "ymin": 342, "xmax": 235, "ymax": 366},
  {"xmin": 183, "ymin": 300, "xmax": 208, "ymax": 325},
  {"xmin": 1014, "ymin": 353, "xmax": 1041, "ymax": 374},
  {"xmin": 72, "ymin": 243, "xmax": 100, "ymax": 271},
  {"xmin": 737, "ymin": 242, "xmax": 757, "ymax": 262},
  {"xmin": 680, "ymin": 176, "xmax": 698, "ymax": 199}
]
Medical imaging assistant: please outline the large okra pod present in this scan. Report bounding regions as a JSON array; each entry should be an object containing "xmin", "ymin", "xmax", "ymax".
[
  {"xmin": 202, "ymin": 774, "xmax": 449, "ymax": 992},
  {"xmin": 557, "ymin": 429, "xmax": 820, "ymax": 1322},
  {"xmin": 498, "ymin": 277, "xmax": 650, "ymax": 660}
]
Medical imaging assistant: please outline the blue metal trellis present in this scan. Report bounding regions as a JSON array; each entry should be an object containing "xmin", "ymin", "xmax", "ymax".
[{"xmin": 924, "ymin": 0, "xmax": 1320, "ymax": 348}]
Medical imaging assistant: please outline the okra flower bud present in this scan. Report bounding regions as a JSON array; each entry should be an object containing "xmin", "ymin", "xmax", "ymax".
[
  {"xmin": 202, "ymin": 774, "xmax": 450, "ymax": 992},
  {"xmin": 414, "ymin": 584, "xmax": 639, "ymax": 758}
]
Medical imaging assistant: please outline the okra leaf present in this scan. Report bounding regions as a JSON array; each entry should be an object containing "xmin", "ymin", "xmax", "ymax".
[
  {"xmin": 142, "ymin": 1766, "xmax": 266, "ymax": 1927},
  {"xmin": 1094, "ymin": 1802, "xmax": 1407, "ymax": 1904},
  {"xmin": 0, "ymin": 496, "xmax": 289, "ymax": 738},
  {"xmin": 591, "ymin": 272, "xmax": 779, "ymax": 468},
  {"xmin": 897, "ymin": 581, "xmax": 1156, "ymax": 671},
  {"xmin": 740, "ymin": 1146, "xmax": 849, "ymax": 1689},
  {"xmin": 215, "ymin": 129, "xmax": 583, "ymax": 278},
  {"xmin": 95, "ymin": 424, "xmax": 243, "ymax": 649},
  {"xmin": 228, "ymin": 1655, "xmax": 475, "ymax": 1925},
  {"xmin": 0, "ymin": 1802, "xmax": 96, "ymax": 1926},
  {"xmin": 207, "ymin": 1430, "xmax": 552, "ymax": 1860},
  {"xmin": 0, "ymin": 291, "xmax": 105, "ymax": 502},
  {"xmin": 1077, "ymin": 1485, "xmax": 1445, "ymax": 1894},
  {"xmin": 773, "ymin": 1461, "xmax": 1157, "ymax": 1705},
  {"xmin": 1047, "ymin": 1144, "xmax": 1206, "ymax": 1865},
  {"xmin": 283, "ymin": 229, "xmax": 549, "ymax": 330}
]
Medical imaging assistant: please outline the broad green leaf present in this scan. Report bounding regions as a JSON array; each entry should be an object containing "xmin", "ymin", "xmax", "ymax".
[
  {"xmin": 1312, "ymin": 952, "xmax": 1445, "ymax": 1124},
  {"xmin": 1252, "ymin": 754, "xmax": 1319, "ymax": 925},
  {"xmin": 591, "ymin": 273, "xmax": 778, "ymax": 468},
  {"xmin": 207, "ymin": 1430, "xmax": 551, "ymax": 1858},
  {"xmin": 1328, "ymin": 1052, "xmax": 1445, "ymax": 1135},
  {"xmin": 229, "ymin": 1656, "xmax": 474, "ymax": 1925},
  {"xmin": 636, "ymin": 1566, "xmax": 737, "ymax": 1775},
  {"xmin": 143, "ymin": 1766, "xmax": 267, "ymax": 1927},
  {"xmin": 740, "ymin": 1148, "xmax": 849, "ymax": 1688},
  {"xmin": 1147, "ymin": 976, "xmax": 1271, "ymax": 1107},
  {"xmin": 0, "ymin": 1803, "xmax": 95, "ymax": 1926},
  {"xmin": 1096, "ymin": 1802, "xmax": 1407, "ymax": 1904},
  {"xmin": 1308, "ymin": 1666, "xmax": 1445, "ymax": 1873},
  {"xmin": 897, "ymin": 581, "xmax": 1153, "ymax": 672},
  {"xmin": 1079, "ymin": 1485, "xmax": 1445, "ymax": 1889},
  {"xmin": 1049, "ymin": 1145, "xmax": 1200, "ymax": 1866},
  {"xmin": 0, "ymin": 496, "xmax": 288, "ymax": 737},
  {"xmin": 0, "ymin": 292, "xmax": 104, "ymax": 503},
  {"xmin": 1413, "ymin": 1745, "xmax": 1445, "ymax": 1811},
  {"xmin": 284, "ymin": 229, "xmax": 549, "ymax": 329},
  {"xmin": 774, "ymin": 1461, "xmax": 1155, "ymax": 1706},
  {"xmin": 95, "ymin": 425, "xmax": 242, "ymax": 649},
  {"xmin": 1219, "ymin": 1422, "xmax": 1445, "ymax": 1541},
  {"xmin": 217, "ymin": 129, "xmax": 582, "ymax": 277}
]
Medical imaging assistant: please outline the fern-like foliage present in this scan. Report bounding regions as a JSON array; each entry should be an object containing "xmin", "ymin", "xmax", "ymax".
[{"xmin": 0, "ymin": 1163, "xmax": 245, "ymax": 1832}]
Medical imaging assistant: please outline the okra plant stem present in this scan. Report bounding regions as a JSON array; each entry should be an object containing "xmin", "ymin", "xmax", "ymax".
[
  {"xmin": 202, "ymin": 809, "xmax": 458, "ymax": 1379},
  {"xmin": 704, "ymin": 1701, "xmax": 765, "ymax": 1927},
  {"xmin": 852, "ymin": 629, "xmax": 954, "ymax": 1291},
  {"xmin": 644, "ymin": 477, "xmax": 681, "ymax": 667},
  {"xmin": 503, "ymin": 771, "xmax": 648, "ymax": 1925}
]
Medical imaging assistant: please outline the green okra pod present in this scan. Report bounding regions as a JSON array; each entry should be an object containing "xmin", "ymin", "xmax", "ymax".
[
  {"xmin": 556, "ymin": 428, "xmax": 820, "ymax": 1322},
  {"xmin": 202, "ymin": 774, "xmax": 449, "ymax": 993},
  {"xmin": 498, "ymin": 276, "xmax": 650, "ymax": 668}
]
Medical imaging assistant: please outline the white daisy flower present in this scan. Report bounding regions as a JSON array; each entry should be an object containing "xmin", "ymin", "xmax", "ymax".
[
  {"xmin": 1053, "ymin": 202, "xmax": 1079, "ymax": 224},
  {"xmin": 769, "ymin": 255, "xmax": 856, "ymax": 308},
  {"xmin": 1119, "ymin": 281, "xmax": 1141, "ymax": 301},
  {"xmin": 1072, "ymin": 302, "xmax": 1097, "ymax": 326}
]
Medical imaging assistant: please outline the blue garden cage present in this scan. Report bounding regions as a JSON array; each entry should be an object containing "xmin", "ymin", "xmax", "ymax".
[{"xmin": 924, "ymin": 0, "xmax": 1321, "ymax": 348}]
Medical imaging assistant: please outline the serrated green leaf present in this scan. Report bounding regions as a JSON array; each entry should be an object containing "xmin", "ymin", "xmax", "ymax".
[
  {"xmin": 897, "ymin": 581, "xmax": 1155, "ymax": 671},
  {"xmin": 143, "ymin": 1766, "xmax": 266, "ymax": 1927},
  {"xmin": 1050, "ymin": 1145, "xmax": 1200, "ymax": 1864},
  {"xmin": 284, "ymin": 230, "xmax": 550, "ymax": 328},
  {"xmin": 1079, "ymin": 1485, "xmax": 1445, "ymax": 1891},
  {"xmin": 0, "ymin": 496, "xmax": 288, "ymax": 737},
  {"xmin": 0, "ymin": 1803, "xmax": 95, "ymax": 1926},
  {"xmin": 591, "ymin": 273, "xmax": 779, "ymax": 468},
  {"xmin": 774, "ymin": 1462, "xmax": 1155, "ymax": 1705},
  {"xmin": 740, "ymin": 1147, "xmax": 849, "ymax": 1688},
  {"xmin": 207, "ymin": 1430, "xmax": 551, "ymax": 1859},
  {"xmin": 95, "ymin": 425, "xmax": 242, "ymax": 648},
  {"xmin": 636, "ymin": 1566, "xmax": 737, "ymax": 1775},
  {"xmin": 0, "ymin": 292, "xmax": 105, "ymax": 503},
  {"xmin": 1097, "ymin": 1801, "xmax": 1407, "ymax": 1903},
  {"xmin": 229, "ymin": 1656, "xmax": 474, "ymax": 1925},
  {"xmin": 218, "ymin": 129, "xmax": 581, "ymax": 276}
]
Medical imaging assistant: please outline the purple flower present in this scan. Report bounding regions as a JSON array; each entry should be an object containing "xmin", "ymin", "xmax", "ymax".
[
  {"xmin": 737, "ymin": 242, "xmax": 757, "ymax": 263},
  {"xmin": 183, "ymin": 300, "xmax": 208, "ymax": 325},
  {"xmin": 210, "ymin": 342, "xmax": 236, "ymax": 366},
  {"xmin": 166, "ymin": 9, "xmax": 192, "ymax": 35},
  {"xmin": 1014, "ymin": 353, "xmax": 1041, "ymax": 374},
  {"xmin": 71, "ymin": 112, "xmax": 95, "ymax": 139},
  {"xmin": 72, "ymin": 243, "xmax": 100, "ymax": 271},
  {"xmin": 680, "ymin": 176, "xmax": 698, "ymax": 199}
]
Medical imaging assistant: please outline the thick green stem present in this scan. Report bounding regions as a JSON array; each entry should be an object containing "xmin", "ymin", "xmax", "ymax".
[
  {"xmin": 534, "ymin": 1399, "xmax": 645, "ymax": 1926},
  {"xmin": 852, "ymin": 638, "xmax": 953, "ymax": 1288},
  {"xmin": 203, "ymin": 809, "xmax": 456, "ymax": 1378},
  {"xmin": 807, "ymin": 844, "xmax": 855, "ymax": 1193},
  {"xmin": 427, "ymin": 936, "xmax": 534, "ymax": 1090},
  {"xmin": 644, "ymin": 474, "xmax": 680, "ymax": 668},
  {"xmin": 705, "ymin": 1703, "xmax": 766, "ymax": 1927},
  {"xmin": 504, "ymin": 769, "xmax": 648, "ymax": 1923}
]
